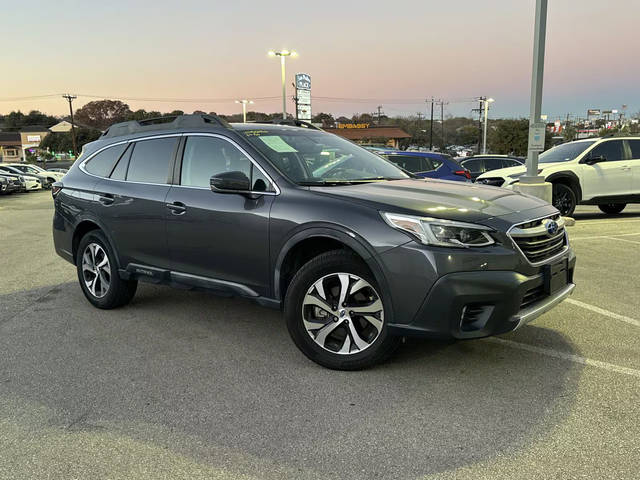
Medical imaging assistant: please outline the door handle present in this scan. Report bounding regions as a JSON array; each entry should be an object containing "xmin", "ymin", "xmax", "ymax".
[
  {"xmin": 98, "ymin": 193, "xmax": 114, "ymax": 205},
  {"xmin": 166, "ymin": 201, "xmax": 187, "ymax": 215},
  {"xmin": 621, "ymin": 165, "xmax": 631, "ymax": 171}
]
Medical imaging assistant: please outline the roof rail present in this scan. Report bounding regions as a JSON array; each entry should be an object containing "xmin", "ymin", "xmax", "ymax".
[
  {"xmin": 101, "ymin": 114, "xmax": 231, "ymax": 139},
  {"xmin": 263, "ymin": 119, "xmax": 322, "ymax": 130}
]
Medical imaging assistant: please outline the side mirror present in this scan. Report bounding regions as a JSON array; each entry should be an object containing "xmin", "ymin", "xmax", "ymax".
[
  {"xmin": 210, "ymin": 171, "xmax": 251, "ymax": 193},
  {"xmin": 582, "ymin": 155, "xmax": 606, "ymax": 165}
]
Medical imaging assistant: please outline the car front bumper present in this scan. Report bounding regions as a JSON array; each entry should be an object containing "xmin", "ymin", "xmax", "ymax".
[{"xmin": 378, "ymin": 240, "xmax": 576, "ymax": 339}]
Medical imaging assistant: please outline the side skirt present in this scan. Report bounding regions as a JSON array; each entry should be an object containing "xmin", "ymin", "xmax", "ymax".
[{"xmin": 118, "ymin": 263, "xmax": 281, "ymax": 310}]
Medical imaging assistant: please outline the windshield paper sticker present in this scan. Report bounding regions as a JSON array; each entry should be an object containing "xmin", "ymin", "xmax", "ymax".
[{"xmin": 258, "ymin": 136, "xmax": 298, "ymax": 153}]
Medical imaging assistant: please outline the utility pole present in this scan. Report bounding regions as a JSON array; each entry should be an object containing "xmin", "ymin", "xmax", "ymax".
[
  {"xmin": 62, "ymin": 94, "xmax": 78, "ymax": 157},
  {"xmin": 476, "ymin": 96, "xmax": 485, "ymax": 154},
  {"xmin": 428, "ymin": 97, "xmax": 435, "ymax": 150},
  {"xmin": 440, "ymin": 100, "xmax": 446, "ymax": 149},
  {"xmin": 375, "ymin": 105, "xmax": 384, "ymax": 125}
]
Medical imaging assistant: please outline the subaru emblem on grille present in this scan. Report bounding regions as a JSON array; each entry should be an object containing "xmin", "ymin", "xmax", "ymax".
[{"xmin": 543, "ymin": 219, "xmax": 559, "ymax": 236}]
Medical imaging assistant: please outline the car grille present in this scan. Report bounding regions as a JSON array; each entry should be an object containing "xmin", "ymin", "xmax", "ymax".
[
  {"xmin": 508, "ymin": 214, "xmax": 568, "ymax": 264},
  {"xmin": 476, "ymin": 177, "xmax": 504, "ymax": 186}
]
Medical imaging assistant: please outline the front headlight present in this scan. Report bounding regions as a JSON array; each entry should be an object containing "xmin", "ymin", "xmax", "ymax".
[{"xmin": 381, "ymin": 212, "xmax": 495, "ymax": 248}]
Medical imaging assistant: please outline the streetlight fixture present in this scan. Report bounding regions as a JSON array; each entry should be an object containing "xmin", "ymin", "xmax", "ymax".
[
  {"xmin": 482, "ymin": 98, "xmax": 495, "ymax": 154},
  {"xmin": 268, "ymin": 49, "xmax": 297, "ymax": 119},
  {"xmin": 235, "ymin": 99, "xmax": 254, "ymax": 123}
]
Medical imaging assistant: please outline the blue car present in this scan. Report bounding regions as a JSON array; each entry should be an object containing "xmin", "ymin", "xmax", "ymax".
[{"xmin": 380, "ymin": 151, "xmax": 471, "ymax": 182}]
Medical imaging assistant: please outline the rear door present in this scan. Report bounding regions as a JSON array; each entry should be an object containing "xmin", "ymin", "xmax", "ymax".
[
  {"xmin": 92, "ymin": 135, "xmax": 179, "ymax": 269},
  {"xmin": 579, "ymin": 139, "xmax": 632, "ymax": 198},
  {"xmin": 165, "ymin": 134, "xmax": 275, "ymax": 296},
  {"xmin": 626, "ymin": 139, "xmax": 640, "ymax": 195}
]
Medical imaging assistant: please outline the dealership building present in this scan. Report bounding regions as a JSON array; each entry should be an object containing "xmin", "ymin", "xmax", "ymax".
[{"xmin": 324, "ymin": 123, "xmax": 411, "ymax": 149}]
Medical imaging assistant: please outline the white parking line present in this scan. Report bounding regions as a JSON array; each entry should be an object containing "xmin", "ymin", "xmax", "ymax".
[
  {"xmin": 569, "ymin": 233, "xmax": 640, "ymax": 240},
  {"xmin": 606, "ymin": 237, "xmax": 640, "ymax": 245},
  {"xmin": 574, "ymin": 219, "xmax": 640, "ymax": 225},
  {"xmin": 565, "ymin": 298, "xmax": 640, "ymax": 328},
  {"xmin": 487, "ymin": 337, "xmax": 640, "ymax": 379}
]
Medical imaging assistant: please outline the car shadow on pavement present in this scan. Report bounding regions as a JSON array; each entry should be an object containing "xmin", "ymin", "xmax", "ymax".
[{"xmin": 0, "ymin": 282, "xmax": 584, "ymax": 480}]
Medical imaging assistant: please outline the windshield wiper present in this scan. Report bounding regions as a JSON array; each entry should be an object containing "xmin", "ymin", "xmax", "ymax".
[
  {"xmin": 346, "ymin": 176, "xmax": 406, "ymax": 182},
  {"xmin": 298, "ymin": 180, "xmax": 356, "ymax": 186}
]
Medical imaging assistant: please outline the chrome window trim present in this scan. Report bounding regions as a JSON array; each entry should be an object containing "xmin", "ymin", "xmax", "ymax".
[
  {"xmin": 78, "ymin": 132, "xmax": 280, "ymax": 195},
  {"xmin": 183, "ymin": 132, "xmax": 280, "ymax": 195},
  {"xmin": 507, "ymin": 213, "xmax": 569, "ymax": 266},
  {"xmin": 78, "ymin": 133, "xmax": 181, "ymax": 183}
]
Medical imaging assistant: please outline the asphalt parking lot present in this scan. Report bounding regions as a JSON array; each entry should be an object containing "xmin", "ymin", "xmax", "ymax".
[{"xmin": 1, "ymin": 190, "xmax": 639, "ymax": 480}]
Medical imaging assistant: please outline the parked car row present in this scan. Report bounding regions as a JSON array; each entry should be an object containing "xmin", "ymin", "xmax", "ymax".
[
  {"xmin": 476, "ymin": 137, "xmax": 640, "ymax": 216},
  {"xmin": 0, "ymin": 164, "xmax": 67, "ymax": 195}
]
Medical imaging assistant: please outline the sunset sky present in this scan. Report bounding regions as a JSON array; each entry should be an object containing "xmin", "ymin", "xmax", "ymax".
[{"xmin": 2, "ymin": 0, "xmax": 638, "ymax": 121}]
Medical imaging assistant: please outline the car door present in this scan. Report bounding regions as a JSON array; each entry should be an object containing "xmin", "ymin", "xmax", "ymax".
[
  {"xmin": 579, "ymin": 139, "xmax": 632, "ymax": 198},
  {"xmin": 626, "ymin": 139, "xmax": 640, "ymax": 195},
  {"xmin": 91, "ymin": 136, "xmax": 179, "ymax": 270},
  {"xmin": 165, "ymin": 134, "xmax": 276, "ymax": 297}
]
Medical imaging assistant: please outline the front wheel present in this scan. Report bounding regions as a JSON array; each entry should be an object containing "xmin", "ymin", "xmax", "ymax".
[
  {"xmin": 284, "ymin": 250, "xmax": 400, "ymax": 370},
  {"xmin": 552, "ymin": 183, "xmax": 577, "ymax": 216},
  {"xmin": 598, "ymin": 203, "xmax": 626, "ymax": 215}
]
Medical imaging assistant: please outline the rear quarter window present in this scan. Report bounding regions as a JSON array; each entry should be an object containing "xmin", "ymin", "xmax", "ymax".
[{"xmin": 84, "ymin": 144, "xmax": 128, "ymax": 177}]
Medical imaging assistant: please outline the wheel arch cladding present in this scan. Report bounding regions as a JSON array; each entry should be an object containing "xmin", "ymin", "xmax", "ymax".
[
  {"xmin": 547, "ymin": 171, "xmax": 582, "ymax": 202},
  {"xmin": 275, "ymin": 231, "xmax": 390, "ymax": 312},
  {"xmin": 72, "ymin": 220, "xmax": 101, "ymax": 263}
]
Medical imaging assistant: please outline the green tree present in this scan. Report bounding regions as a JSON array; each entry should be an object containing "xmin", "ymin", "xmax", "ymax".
[
  {"xmin": 39, "ymin": 128, "xmax": 101, "ymax": 154},
  {"xmin": 75, "ymin": 100, "xmax": 132, "ymax": 130},
  {"xmin": 312, "ymin": 112, "xmax": 335, "ymax": 127}
]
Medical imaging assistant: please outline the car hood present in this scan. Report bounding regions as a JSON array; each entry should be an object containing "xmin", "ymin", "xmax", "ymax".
[
  {"xmin": 476, "ymin": 162, "xmax": 567, "ymax": 179},
  {"xmin": 311, "ymin": 178, "xmax": 549, "ymax": 223}
]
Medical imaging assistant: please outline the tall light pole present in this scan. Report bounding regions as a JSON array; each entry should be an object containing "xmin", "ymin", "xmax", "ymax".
[
  {"xmin": 522, "ymin": 0, "xmax": 548, "ymax": 185},
  {"xmin": 268, "ymin": 50, "xmax": 297, "ymax": 120},
  {"xmin": 235, "ymin": 99, "xmax": 254, "ymax": 123},
  {"xmin": 482, "ymin": 98, "xmax": 494, "ymax": 154}
]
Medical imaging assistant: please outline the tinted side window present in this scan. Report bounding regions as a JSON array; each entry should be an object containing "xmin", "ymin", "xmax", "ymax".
[
  {"xmin": 502, "ymin": 159, "xmax": 521, "ymax": 168},
  {"xmin": 590, "ymin": 140, "xmax": 625, "ymax": 162},
  {"xmin": 85, "ymin": 144, "xmax": 127, "ymax": 177},
  {"xmin": 126, "ymin": 137, "xmax": 177, "ymax": 183},
  {"xmin": 181, "ymin": 136, "xmax": 273, "ymax": 191},
  {"xmin": 628, "ymin": 140, "xmax": 640, "ymax": 159},
  {"xmin": 484, "ymin": 158, "xmax": 504, "ymax": 170},
  {"xmin": 462, "ymin": 159, "xmax": 483, "ymax": 174},
  {"xmin": 386, "ymin": 155, "xmax": 422, "ymax": 173},
  {"xmin": 429, "ymin": 158, "xmax": 442, "ymax": 170}
]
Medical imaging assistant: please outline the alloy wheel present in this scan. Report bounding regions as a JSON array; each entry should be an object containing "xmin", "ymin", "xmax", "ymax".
[
  {"xmin": 81, "ymin": 243, "xmax": 111, "ymax": 298},
  {"xmin": 302, "ymin": 273, "xmax": 384, "ymax": 355}
]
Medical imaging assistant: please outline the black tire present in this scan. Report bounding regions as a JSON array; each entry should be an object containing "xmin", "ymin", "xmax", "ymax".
[
  {"xmin": 552, "ymin": 183, "xmax": 577, "ymax": 216},
  {"xmin": 284, "ymin": 250, "xmax": 401, "ymax": 370},
  {"xmin": 76, "ymin": 230, "xmax": 137, "ymax": 309},
  {"xmin": 598, "ymin": 203, "xmax": 626, "ymax": 215}
]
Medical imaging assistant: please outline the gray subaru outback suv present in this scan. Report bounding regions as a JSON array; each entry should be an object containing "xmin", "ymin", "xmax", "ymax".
[{"xmin": 52, "ymin": 114, "xmax": 576, "ymax": 370}]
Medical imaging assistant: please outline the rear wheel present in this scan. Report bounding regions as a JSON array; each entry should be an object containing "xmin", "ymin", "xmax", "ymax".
[
  {"xmin": 284, "ymin": 250, "xmax": 400, "ymax": 370},
  {"xmin": 552, "ymin": 183, "xmax": 577, "ymax": 216},
  {"xmin": 76, "ymin": 230, "xmax": 137, "ymax": 309},
  {"xmin": 598, "ymin": 203, "xmax": 626, "ymax": 215}
]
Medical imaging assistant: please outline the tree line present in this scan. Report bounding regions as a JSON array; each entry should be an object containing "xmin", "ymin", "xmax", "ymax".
[{"xmin": 5, "ymin": 99, "xmax": 636, "ymax": 157}]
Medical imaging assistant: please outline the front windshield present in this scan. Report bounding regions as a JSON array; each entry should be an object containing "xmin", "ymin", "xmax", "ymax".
[
  {"xmin": 539, "ymin": 141, "xmax": 596, "ymax": 163},
  {"xmin": 240, "ymin": 127, "xmax": 410, "ymax": 184},
  {"xmin": 28, "ymin": 165, "xmax": 45, "ymax": 173}
]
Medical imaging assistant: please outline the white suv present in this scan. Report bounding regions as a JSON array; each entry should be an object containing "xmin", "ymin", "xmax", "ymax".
[{"xmin": 476, "ymin": 137, "xmax": 640, "ymax": 216}]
